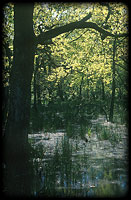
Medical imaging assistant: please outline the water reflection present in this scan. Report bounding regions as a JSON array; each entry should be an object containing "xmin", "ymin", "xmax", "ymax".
[{"xmin": 28, "ymin": 116, "xmax": 128, "ymax": 197}]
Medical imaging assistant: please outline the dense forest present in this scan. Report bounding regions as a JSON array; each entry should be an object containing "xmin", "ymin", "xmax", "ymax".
[{"xmin": 2, "ymin": 3, "xmax": 128, "ymax": 197}]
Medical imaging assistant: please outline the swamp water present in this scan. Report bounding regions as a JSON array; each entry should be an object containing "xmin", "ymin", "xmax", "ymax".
[{"xmin": 28, "ymin": 116, "xmax": 128, "ymax": 197}]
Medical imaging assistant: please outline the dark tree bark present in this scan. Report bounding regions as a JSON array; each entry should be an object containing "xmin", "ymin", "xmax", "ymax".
[
  {"xmin": 33, "ymin": 68, "xmax": 37, "ymax": 110},
  {"xmin": 101, "ymin": 79, "xmax": 105, "ymax": 100},
  {"xmin": 37, "ymin": 83, "xmax": 42, "ymax": 106},
  {"xmin": 4, "ymin": 3, "xmax": 36, "ymax": 196},
  {"xmin": 33, "ymin": 58, "xmax": 39, "ymax": 110},
  {"xmin": 58, "ymin": 79, "xmax": 64, "ymax": 101},
  {"xmin": 79, "ymin": 76, "xmax": 84, "ymax": 99},
  {"xmin": 109, "ymin": 38, "xmax": 116, "ymax": 122},
  {"xmin": 37, "ymin": 19, "xmax": 127, "ymax": 45}
]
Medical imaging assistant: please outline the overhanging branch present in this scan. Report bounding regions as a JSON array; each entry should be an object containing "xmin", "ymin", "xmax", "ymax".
[{"xmin": 36, "ymin": 18, "xmax": 128, "ymax": 45}]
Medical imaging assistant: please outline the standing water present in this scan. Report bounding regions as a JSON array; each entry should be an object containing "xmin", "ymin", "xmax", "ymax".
[{"xmin": 28, "ymin": 115, "xmax": 128, "ymax": 197}]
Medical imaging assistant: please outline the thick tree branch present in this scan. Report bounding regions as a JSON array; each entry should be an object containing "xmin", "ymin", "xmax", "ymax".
[
  {"xmin": 36, "ymin": 19, "xmax": 128, "ymax": 45},
  {"xmin": 36, "ymin": 21, "xmax": 111, "ymax": 45}
]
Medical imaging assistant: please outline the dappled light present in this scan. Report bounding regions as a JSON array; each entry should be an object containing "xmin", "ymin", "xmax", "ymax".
[{"xmin": 2, "ymin": 2, "xmax": 128, "ymax": 198}]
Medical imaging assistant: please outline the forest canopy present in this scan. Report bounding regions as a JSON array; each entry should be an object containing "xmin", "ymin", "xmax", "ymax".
[{"xmin": 3, "ymin": 2, "xmax": 128, "ymax": 128}]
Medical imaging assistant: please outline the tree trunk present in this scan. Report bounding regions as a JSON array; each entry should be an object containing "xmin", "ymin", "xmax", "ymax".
[
  {"xmin": 37, "ymin": 83, "xmax": 42, "ymax": 106},
  {"xmin": 33, "ymin": 70, "xmax": 37, "ymax": 109},
  {"xmin": 101, "ymin": 79, "xmax": 105, "ymax": 100},
  {"xmin": 33, "ymin": 66, "xmax": 37, "ymax": 110},
  {"xmin": 109, "ymin": 38, "xmax": 116, "ymax": 122},
  {"xmin": 79, "ymin": 76, "xmax": 84, "ymax": 99},
  {"xmin": 36, "ymin": 70, "xmax": 42, "ymax": 106},
  {"xmin": 4, "ymin": 3, "xmax": 35, "ymax": 196}
]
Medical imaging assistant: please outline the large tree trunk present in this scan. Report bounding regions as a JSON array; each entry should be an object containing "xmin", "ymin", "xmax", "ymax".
[{"xmin": 4, "ymin": 3, "xmax": 35, "ymax": 196}]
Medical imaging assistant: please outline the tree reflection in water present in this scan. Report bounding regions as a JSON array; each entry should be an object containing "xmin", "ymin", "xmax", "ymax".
[{"xmin": 29, "ymin": 118, "xmax": 128, "ymax": 197}]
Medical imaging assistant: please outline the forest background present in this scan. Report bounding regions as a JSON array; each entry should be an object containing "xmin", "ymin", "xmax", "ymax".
[{"xmin": 2, "ymin": 2, "xmax": 128, "ymax": 195}]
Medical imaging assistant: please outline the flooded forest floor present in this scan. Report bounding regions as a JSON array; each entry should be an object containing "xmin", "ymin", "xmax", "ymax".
[{"xmin": 28, "ymin": 114, "xmax": 128, "ymax": 197}]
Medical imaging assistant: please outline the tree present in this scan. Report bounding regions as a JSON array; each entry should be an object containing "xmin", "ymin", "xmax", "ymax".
[
  {"xmin": 3, "ymin": 3, "xmax": 128, "ymax": 195},
  {"xmin": 4, "ymin": 3, "xmax": 35, "ymax": 195},
  {"xmin": 109, "ymin": 37, "xmax": 116, "ymax": 122}
]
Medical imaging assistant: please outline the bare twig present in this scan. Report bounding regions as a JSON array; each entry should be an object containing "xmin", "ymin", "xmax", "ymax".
[{"xmin": 69, "ymin": 30, "xmax": 88, "ymax": 43}]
